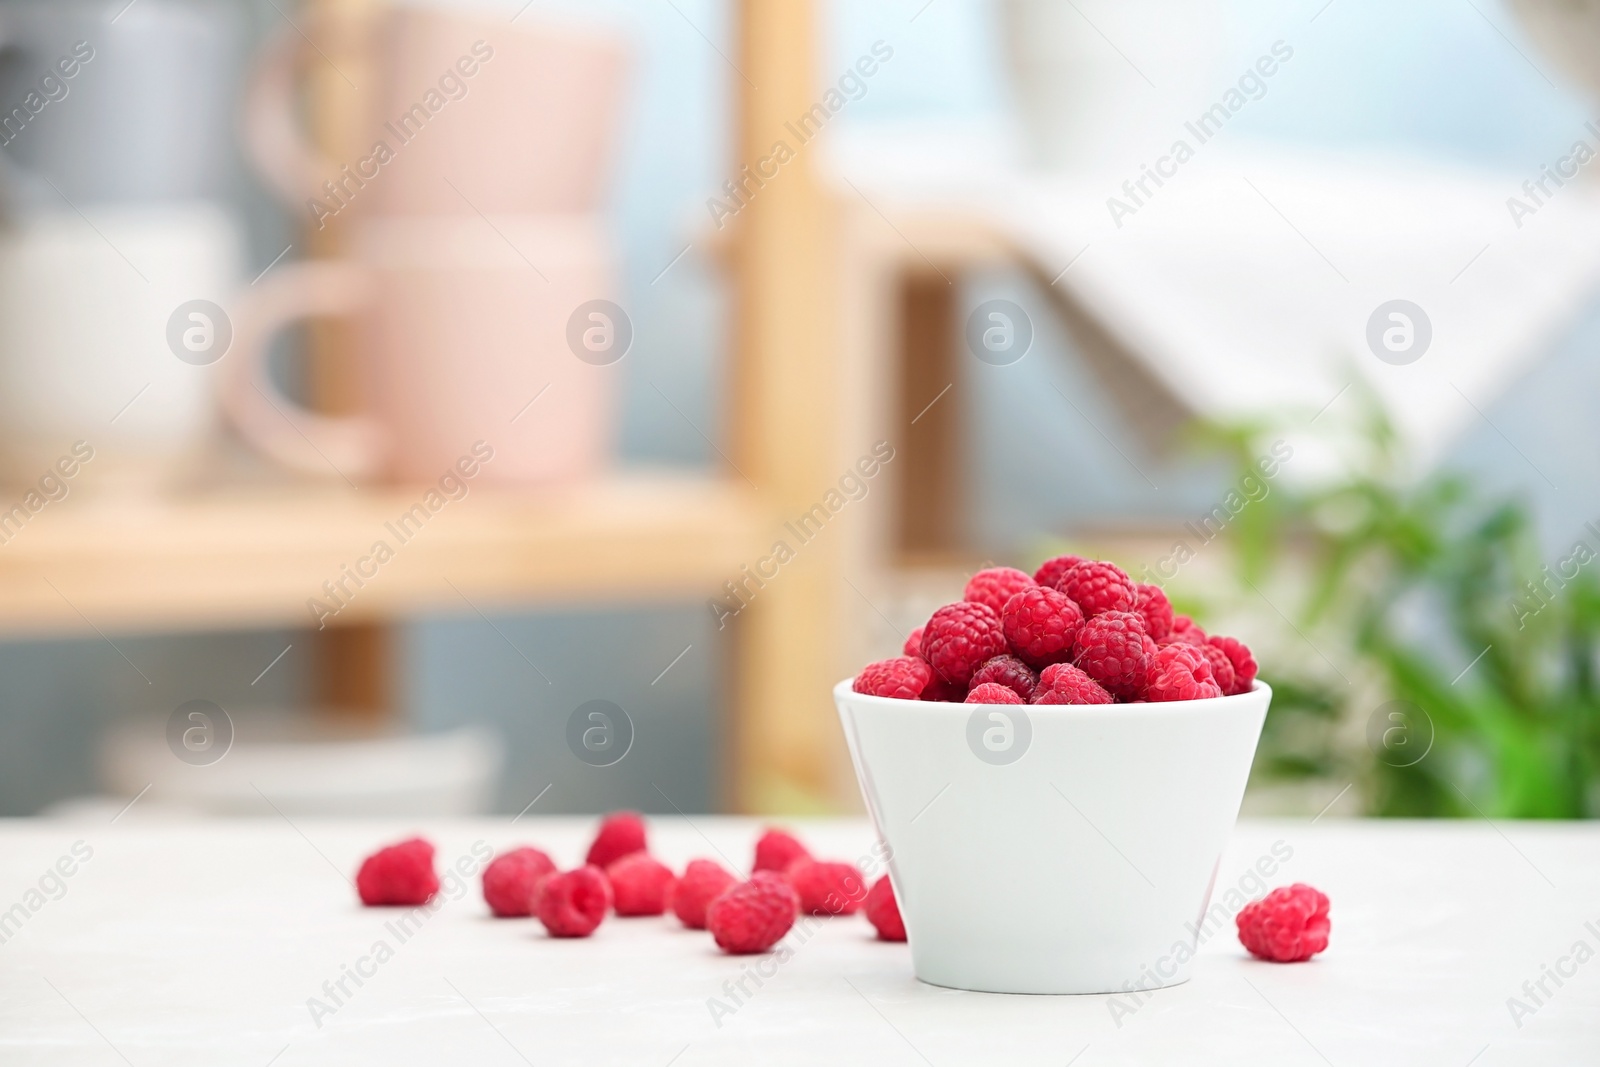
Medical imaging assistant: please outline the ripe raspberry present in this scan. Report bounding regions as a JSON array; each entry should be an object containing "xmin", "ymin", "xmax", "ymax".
[
  {"xmin": 606, "ymin": 852, "xmax": 676, "ymax": 917},
  {"xmin": 1072, "ymin": 611, "xmax": 1150, "ymax": 699},
  {"xmin": 1032, "ymin": 662, "xmax": 1114, "ymax": 705},
  {"xmin": 921, "ymin": 676, "xmax": 967, "ymax": 702},
  {"xmin": 920, "ymin": 602, "xmax": 1007, "ymax": 686},
  {"xmin": 787, "ymin": 858, "xmax": 868, "ymax": 915},
  {"xmin": 969, "ymin": 654, "xmax": 1038, "ymax": 701},
  {"xmin": 1236, "ymin": 884, "xmax": 1330, "ymax": 962},
  {"xmin": 672, "ymin": 859, "xmax": 739, "ymax": 929},
  {"xmin": 966, "ymin": 682, "xmax": 1024, "ymax": 704},
  {"xmin": 707, "ymin": 872, "xmax": 799, "ymax": 954},
  {"xmin": 1208, "ymin": 635, "xmax": 1258, "ymax": 695},
  {"xmin": 853, "ymin": 656, "xmax": 933, "ymax": 700},
  {"xmin": 963, "ymin": 567, "xmax": 1036, "ymax": 614},
  {"xmin": 753, "ymin": 828, "xmax": 811, "ymax": 874},
  {"xmin": 1057, "ymin": 560, "xmax": 1135, "ymax": 616},
  {"xmin": 1144, "ymin": 643, "xmax": 1223, "ymax": 702},
  {"xmin": 1133, "ymin": 583, "xmax": 1174, "ymax": 642},
  {"xmin": 1001, "ymin": 586, "xmax": 1085, "ymax": 668},
  {"xmin": 1168, "ymin": 615, "xmax": 1207, "ymax": 646},
  {"xmin": 864, "ymin": 875, "xmax": 906, "ymax": 941},
  {"xmin": 356, "ymin": 838, "xmax": 439, "ymax": 907},
  {"xmin": 584, "ymin": 812, "xmax": 647, "ymax": 870},
  {"xmin": 1197, "ymin": 642, "xmax": 1237, "ymax": 696},
  {"xmin": 536, "ymin": 866, "xmax": 612, "ymax": 938},
  {"xmin": 1032, "ymin": 554, "xmax": 1086, "ymax": 589},
  {"xmin": 481, "ymin": 846, "xmax": 555, "ymax": 917},
  {"xmin": 903, "ymin": 627, "xmax": 924, "ymax": 658}
]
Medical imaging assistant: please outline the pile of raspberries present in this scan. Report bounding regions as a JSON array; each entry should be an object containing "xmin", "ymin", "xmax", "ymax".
[
  {"xmin": 355, "ymin": 815, "xmax": 905, "ymax": 954},
  {"xmin": 854, "ymin": 557, "xmax": 1257, "ymax": 705}
]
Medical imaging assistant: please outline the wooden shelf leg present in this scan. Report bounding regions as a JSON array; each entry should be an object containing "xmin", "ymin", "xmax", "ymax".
[
  {"xmin": 314, "ymin": 622, "xmax": 392, "ymax": 722},
  {"xmin": 895, "ymin": 272, "xmax": 964, "ymax": 560},
  {"xmin": 304, "ymin": 0, "xmax": 394, "ymax": 729},
  {"xmin": 725, "ymin": 0, "xmax": 845, "ymax": 813}
]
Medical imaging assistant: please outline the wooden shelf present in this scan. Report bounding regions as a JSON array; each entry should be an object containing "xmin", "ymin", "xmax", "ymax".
[{"xmin": 0, "ymin": 472, "xmax": 768, "ymax": 637}]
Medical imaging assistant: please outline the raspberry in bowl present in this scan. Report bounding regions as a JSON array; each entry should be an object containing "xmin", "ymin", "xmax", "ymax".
[{"xmin": 837, "ymin": 559, "xmax": 1271, "ymax": 994}]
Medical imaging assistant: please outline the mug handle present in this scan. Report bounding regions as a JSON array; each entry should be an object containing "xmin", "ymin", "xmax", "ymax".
[
  {"xmin": 222, "ymin": 260, "xmax": 388, "ymax": 479},
  {"xmin": 240, "ymin": 20, "xmax": 340, "ymax": 208}
]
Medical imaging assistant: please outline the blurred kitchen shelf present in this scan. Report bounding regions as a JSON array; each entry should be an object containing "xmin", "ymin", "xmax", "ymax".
[{"xmin": 0, "ymin": 472, "xmax": 767, "ymax": 637}]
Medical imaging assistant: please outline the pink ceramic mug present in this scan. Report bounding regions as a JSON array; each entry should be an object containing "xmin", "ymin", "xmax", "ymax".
[
  {"xmin": 222, "ymin": 215, "xmax": 621, "ymax": 484},
  {"xmin": 243, "ymin": 7, "xmax": 630, "ymax": 221}
]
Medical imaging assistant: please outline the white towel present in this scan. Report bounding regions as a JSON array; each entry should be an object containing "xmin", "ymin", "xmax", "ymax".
[{"xmin": 829, "ymin": 124, "xmax": 1600, "ymax": 484}]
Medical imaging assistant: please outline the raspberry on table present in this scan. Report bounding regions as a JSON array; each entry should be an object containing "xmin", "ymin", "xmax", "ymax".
[
  {"xmin": 1168, "ymin": 615, "xmax": 1207, "ymax": 646},
  {"xmin": 356, "ymin": 838, "xmax": 440, "ymax": 907},
  {"xmin": 481, "ymin": 846, "xmax": 556, "ymax": 917},
  {"xmin": 921, "ymin": 676, "xmax": 967, "ymax": 702},
  {"xmin": 963, "ymin": 567, "xmax": 1036, "ymax": 614},
  {"xmin": 606, "ymin": 853, "xmax": 676, "ymax": 917},
  {"xmin": 920, "ymin": 602, "xmax": 1008, "ymax": 687},
  {"xmin": 585, "ymin": 812, "xmax": 647, "ymax": 870},
  {"xmin": 1032, "ymin": 662, "xmax": 1114, "ymax": 705},
  {"xmin": 1197, "ymin": 642, "xmax": 1237, "ymax": 696},
  {"xmin": 1057, "ymin": 560, "xmax": 1135, "ymax": 617},
  {"xmin": 966, "ymin": 682, "xmax": 1024, "ymax": 704},
  {"xmin": 1236, "ymin": 884, "xmax": 1330, "ymax": 962},
  {"xmin": 1072, "ymin": 610, "xmax": 1150, "ymax": 699},
  {"xmin": 1208, "ymin": 635, "xmax": 1257, "ymax": 695},
  {"xmin": 1032, "ymin": 554, "xmax": 1086, "ymax": 589},
  {"xmin": 787, "ymin": 858, "xmax": 868, "ymax": 915},
  {"xmin": 969, "ymin": 654, "xmax": 1039, "ymax": 701},
  {"xmin": 707, "ymin": 872, "xmax": 800, "ymax": 954},
  {"xmin": 1001, "ymin": 586, "xmax": 1085, "ymax": 668},
  {"xmin": 853, "ymin": 656, "xmax": 933, "ymax": 700},
  {"xmin": 753, "ymin": 828, "xmax": 811, "ymax": 873},
  {"xmin": 903, "ymin": 627, "xmax": 924, "ymax": 658},
  {"xmin": 536, "ymin": 866, "xmax": 612, "ymax": 938},
  {"xmin": 1144, "ymin": 643, "xmax": 1223, "ymax": 702},
  {"xmin": 864, "ymin": 875, "xmax": 906, "ymax": 942},
  {"xmin": 673, "ymin": 859, "xmax": 739, "ymax": 929},
  {"xmin": 1133, "ymin": 583, "xmax": 1174, "ymax": 642}
]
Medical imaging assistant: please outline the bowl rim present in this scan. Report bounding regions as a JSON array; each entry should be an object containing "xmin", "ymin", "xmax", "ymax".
[{"xmin": 834, "ymin": 676, "xmax": 1271, "ymax": 716}]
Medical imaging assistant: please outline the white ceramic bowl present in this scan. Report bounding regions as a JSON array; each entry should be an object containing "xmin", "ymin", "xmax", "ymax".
[{"xmin": 835, "ymin": 678, "xmax": 1270, "ymax": 994}]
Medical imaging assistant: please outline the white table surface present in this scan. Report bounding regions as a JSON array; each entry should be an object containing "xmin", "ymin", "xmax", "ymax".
[{"xmin": 0, "ymin": 816, "xmax": 1594, "ymax": 1066}]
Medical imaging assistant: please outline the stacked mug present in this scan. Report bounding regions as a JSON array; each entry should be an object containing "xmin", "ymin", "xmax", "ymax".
[
  {"xmin": 229, "ymin": 5, "xmax": 631, "ymax": 484},
  {"xmin": 0, "ymin": 0, "xmax": 242, "ymax": 489}
]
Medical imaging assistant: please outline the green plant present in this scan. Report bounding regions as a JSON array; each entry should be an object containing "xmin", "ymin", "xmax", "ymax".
[{"xmin": 1209, "ymin": 398, "xmax": 1600, "ymax": 818}]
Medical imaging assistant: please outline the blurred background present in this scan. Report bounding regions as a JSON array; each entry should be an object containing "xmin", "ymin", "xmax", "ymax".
[{"xmin": 1, "ymin": 0, "xmax": 1597, "ymax": 822}]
